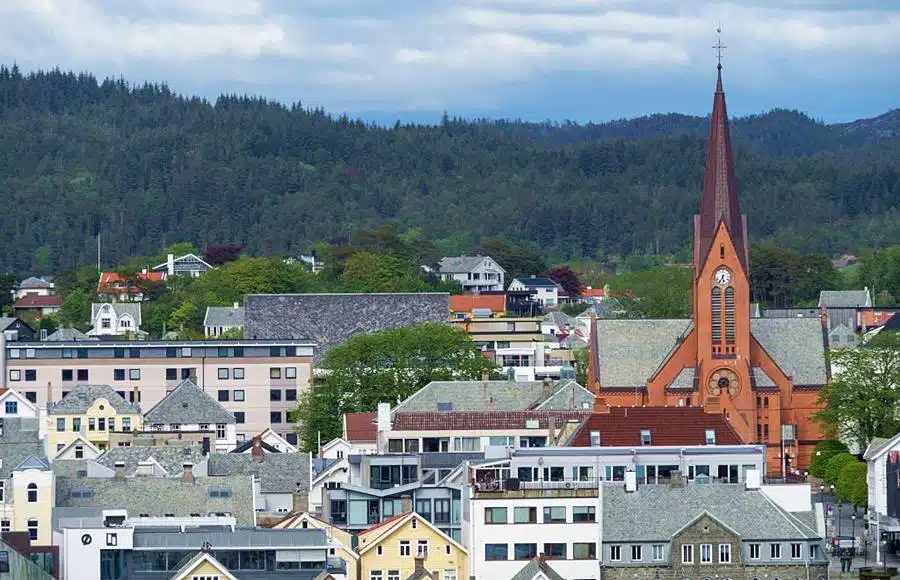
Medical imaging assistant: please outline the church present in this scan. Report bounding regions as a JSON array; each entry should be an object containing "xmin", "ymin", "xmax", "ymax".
[{"xmin": 587, "ymin": 65, "xmax": 829, "ymax": 475}]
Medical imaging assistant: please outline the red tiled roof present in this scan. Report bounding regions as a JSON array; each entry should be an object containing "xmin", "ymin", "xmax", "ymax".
[
  {"xmin": 98, "ymin": 271, "xmax": 165, "ymax": 289},
  {"xmin": 14, "ymin": 295, "xmax": 61, "ymax": 308},
  {"xmin": 449, "ymin": 293, "xmax": 506, "ymax": 314},
  {"xmin": 359, "ymin": 512, "xmax": 408, "ymax": 536},
  {"xmin": 582, "ymin": 287, "xmax": 605, "ymax": 298},
  {"xmin": 392, "ymin": 410, "xmax": 591, "ymax": 431},
  {"xmin": 860, "ymin": 310, "xmax": 898, "ymax": 329},
  {"xmin": 568, "ymin": 407, "xmax": 743, "ymax": 447},
  {"xmin": 344, "ymin": 412, "xmax": 377, "ymax": 442}
]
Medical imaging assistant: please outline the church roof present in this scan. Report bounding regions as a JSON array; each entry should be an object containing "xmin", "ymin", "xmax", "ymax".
[
  {"xmin": 697, "ymin": 66, "xmax": 747, "ymax": 273},
  {"xmin": 594, "ymin": 317, "xmax": 827, "ymax": 388}
]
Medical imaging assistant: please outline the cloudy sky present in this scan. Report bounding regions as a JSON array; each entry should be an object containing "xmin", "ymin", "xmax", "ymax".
[{"xmin": 1, "ymin": 0, "xmax": 898, "ymax": 124}]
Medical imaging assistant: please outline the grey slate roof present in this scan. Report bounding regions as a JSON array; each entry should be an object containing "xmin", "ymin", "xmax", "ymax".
[
  {"xmin": 244, "ymin": 293, "xmax": 449, "ymax": 359},
  {"xmin": 91, "ymin": 302, "xmax": 142, "ymax": 324},
  {"xmin": 48, "ymin": 384, "xmax": 140, "ymax": 415},
  {"xmin": 0, "ymin": 316, "xmax": 26, "ymax": 332},
  {"xmin": 207, "ymin": 452, "xmax": 311, "ymax": 494},
  {"xmin": 510, "ymin": 557, "xmax": 566, "ymax": 580},
  {"xmin": 543, "ymin": 311, "xmax": 573, "ymax": 328},
  {"xmin": 669, "ymin": 367, "xmax": 695, "ymax": 389},
  {"xmin": 819, "ymin": 289, "xmax": 871, "ymax": 308},
  {"xmin": 19, "ymin": 276, "xmax": 53, "ymax": 289},
  {"xmin": 45, "ymin": 327, "xmax": 95, "ymax": 341},
  {"xmin": 204, "ymin": 305, "xmax": 245, "ymax": 328},
  {"xmin": 0, "ymin": 418, "xmax": 48, "ymax": 478},
  {"xmin": 602, "ymin": 484, "xmax": 820, "ymax": 542},
  {"xmin": 96, "ymin": 445, "xmax": 206, "ymax": 475},
  {"xmin": 55, "ymin": 474, "xmax": 256, "ymax": 525},
  {"xmin": 143, "ymin": 378, "xmax": 236, "ymax": 425},
  {"xmin": 864, "ymin": 437, "xmax": 892, "ymax": 461},
  {"xmin": 751, "ymin": 367, "xmax": 776, "ymax": 388},
  {"xmin": 438, "ymin": 256, "xmax": 498, "ymax": 273},
  {"xmin": 393, "ymin": 379, "xmax": 591, "ymax": 413},
  {"xmin": 594, "ymin": 317, "xmax": 828, "ymax": 388}
]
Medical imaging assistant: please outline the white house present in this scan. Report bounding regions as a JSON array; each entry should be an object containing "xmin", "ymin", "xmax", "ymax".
[
  {"xmin": 0, "ymin": 388, "xmax": 47, "ymax": 441},
  {"xmin": 508, "ymin": 276, "xmax": 563, "ymax": 306},
  {"xmin": 438, "ymin": 256, "xmax": 506, "ymax": 293},
  {"xmin": 203, "ymin": 303, "xmax": 245, "ymax": 337},
  {"xmin": 13, "ymin": 277, "xmax": 54, "ymax": 300},
  {"xmin": 141, "ymin": 378, "xmax": 238, "ymax": 453},
  {"xmin": 865, "ymin": 435, "xmax": 900, "ymax": 564},
  {"xmin": 152, "ymin": 253, "xmax": 213, "ymax": 278},
  {"xmin": 308, "ymin": 456, "xmax": 351, "ymax": 514},
  {"xmin": 86, "ymin": 302, "xmax": 145, "ymax": 337}
]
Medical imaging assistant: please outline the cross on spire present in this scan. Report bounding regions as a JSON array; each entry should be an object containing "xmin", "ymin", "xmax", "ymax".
[{"xmin": 713, "ymin": 27, "xmax": 726, "ymax": 70}]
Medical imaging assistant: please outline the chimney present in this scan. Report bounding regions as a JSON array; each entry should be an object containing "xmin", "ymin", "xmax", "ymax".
[
  {"xmin": 669, "ymin": 470, "xmax": 684, "ymax": 488},
  {"xmin": 233, "ymin": 301, "xmax": 239, "ymax": 309},
  {"xmin": 624, "ymin": 470, "xmax": 637, "ymax": 493},
  {"xmin": 535, "ymin": 341, "xmax": 546, "ymax": 368},
  {"xmin": 413, "ymin": 554, "xmax": 426, "ymax": 575},
  {"xmin": 251, "ymin": 437, "xmax": 265, "ymax": 462},
  {"xmin": 376, "ymin": 403, "xmax": 392, "ymax": 434},
  {"xmin": 400, "ymin": 495, "xmax": 412, "ymax": 514},
  {"xmin": 167, "ymin": 253, "xmax": 175, "ymax": 276},
  {"xmin": 114, "ymin": 461, "xmax": 126, "ymax": 480},
  {"xmin": 541, "ymin": 376, "xmax": 553, "ymax": 399},
  {"xmin": 181, "ymin": 462, "xmax": 195, "ymax": 483}
]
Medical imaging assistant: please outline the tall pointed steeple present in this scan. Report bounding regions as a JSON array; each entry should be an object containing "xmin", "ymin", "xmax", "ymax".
[{"xmin": 696, "ymin": 64, "xmax": 748, "ymax": 273}]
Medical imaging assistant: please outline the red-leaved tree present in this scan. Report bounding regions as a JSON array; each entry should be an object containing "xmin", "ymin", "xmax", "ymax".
[
  {"xmin": 545, "ymin": 266, "xmax": 582, "ymax": 297},
  {"xmin": 203, "ymin": 244, "xmax": 244, "ymax": 266}
]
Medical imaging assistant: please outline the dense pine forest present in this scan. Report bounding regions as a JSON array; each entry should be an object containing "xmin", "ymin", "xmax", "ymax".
[{"xmin": 1, "ymin": 65, "xmax": 899, "ymax": 274}]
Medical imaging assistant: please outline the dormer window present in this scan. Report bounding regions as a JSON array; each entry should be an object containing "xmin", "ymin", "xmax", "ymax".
[
  {"xmin": 640, "ymin": 429, "xmax": 652, "ymax": 446},
  {"xmin": 705, "ymin": 429, "xmax": 716, "ymax": 445},
  {"xmin": 590, "ymin": 431, "xmax": 601, "ymax": 447},
  {"xmin": 101, "ymin": 318, "xmax": 111, "ymax": 329}
]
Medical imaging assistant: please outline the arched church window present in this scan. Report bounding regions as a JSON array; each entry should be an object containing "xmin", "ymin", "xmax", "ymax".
[
  {"xmin": 725, "ymin": 286, "xmax": 735, "ymax": 344},
  {"xmin": 711, "ymin": 287, "xmax": 722, "ymax": 343}
]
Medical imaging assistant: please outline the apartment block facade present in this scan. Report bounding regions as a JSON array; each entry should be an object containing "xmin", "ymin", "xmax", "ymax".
[{"xmin": 2, "ymin": 339, "xmax": 314, "ymax": 442}]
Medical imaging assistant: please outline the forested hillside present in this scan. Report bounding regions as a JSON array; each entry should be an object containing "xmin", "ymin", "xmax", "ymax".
[{"xmin": 1, "ymin": 66, "xmax": 899, "ymax": 274}]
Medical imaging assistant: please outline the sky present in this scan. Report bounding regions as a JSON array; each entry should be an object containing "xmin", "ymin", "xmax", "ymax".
[{"xmin": 1, "ymin": 0, "xmax": 899, "ymax": 124}]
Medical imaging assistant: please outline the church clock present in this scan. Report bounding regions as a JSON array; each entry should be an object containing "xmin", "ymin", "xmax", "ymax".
[
  {"xmin": 708, "ymin": 369, "xmax": 740, "ymax": 397},
  {"xmin": 714, "ymin": 268, "xmax": 731, "ymax": 285}
]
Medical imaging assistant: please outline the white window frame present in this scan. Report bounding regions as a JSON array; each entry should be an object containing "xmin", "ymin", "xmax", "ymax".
[
  {"xmin": 443, "ymin": 570, "xmax": 458, "ymax": 580},
  {"xmin": 609, "ymin": 545, "xmax": 621, "ymax": 562},
  {"xmin": 285, "ymin": 367, "xmax": 297, "ymax": 379},
  {"xmin": 700, "ymin": 543, "xmax": 713, "ymax": 564},
  {"xmin": 719, "ymin": 543, "xmax": 731, "ymax": 564},
  {"xmin": 417, "ymin": 539, "xmax": 429, "ymax": 558},
  {"xmin": 370, "ymin": 572, "xmax": 383, "ymax": 580},
  {"xmin": 631, "ymin": 545, "xmax": 642, "ymax": 560},
  {"xmin": 387, "ymin": 571, "xmax": 400, "ymax": 580},
  {"xmin": 749, "ymin": 543, "xmax": 760, "ymax": 559},
  {"xmin": 770, "ymin": 543, "xmax": 782, "ymax": 559},
  {"xmin": 791, "ymin": 543, "xmax": 802, "ymax": 559},
  {"xmin": 652, "ymin": 544, "xmax": 664, "ymax": 561},
  {"xmin": 399, "ymin": 540, "xmax": 411, "ymax": 557},
  {"xmin": 682, "ymin": 544, "xmax": 694, "ymax": 564}
]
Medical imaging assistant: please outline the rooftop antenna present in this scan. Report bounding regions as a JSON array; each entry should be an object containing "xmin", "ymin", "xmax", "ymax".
[{"xmin": 713, "ymin": 25, "xmax": 726, "ymax": 71}]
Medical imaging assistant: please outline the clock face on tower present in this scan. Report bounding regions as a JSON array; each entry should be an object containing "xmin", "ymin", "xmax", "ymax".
[
  {"xmin": 714, "ymin": 268, "xmax": 731, "ymax": 285},
  {"xmin": 708, "ymin": 369, "xmax": 740, "ymax": 397}
]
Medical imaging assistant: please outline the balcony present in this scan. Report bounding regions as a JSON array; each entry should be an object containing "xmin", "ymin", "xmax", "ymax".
[{"xmin": 473, "ymin": 478, "xmax": 600, "ymax": 499}]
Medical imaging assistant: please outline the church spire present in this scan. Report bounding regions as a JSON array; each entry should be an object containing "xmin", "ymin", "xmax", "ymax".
[{"xmin": 697, "ymin": 60, "xmax": 748, "ymax": 273}]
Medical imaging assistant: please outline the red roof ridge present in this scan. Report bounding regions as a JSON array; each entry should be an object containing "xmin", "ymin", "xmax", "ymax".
[{"xmin": 359, "ymin": 512, "xmax": 409, "ymax": 535}]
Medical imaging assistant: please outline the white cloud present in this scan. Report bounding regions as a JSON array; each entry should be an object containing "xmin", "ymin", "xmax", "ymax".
[{"xmin": 0, "ymin": 0, "xmax": 897, "ymax": 114}]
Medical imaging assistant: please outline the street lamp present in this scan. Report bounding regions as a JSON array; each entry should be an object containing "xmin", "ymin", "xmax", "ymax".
[
  {"xmin": 882, "ymin": 538, "xmax": 889, "ymax": 572},
  {"xmin": 838, "ymin": 504, "xmax": 843, "ymax": 538},
  {"xmin": 819, "ymin": 483, "xmax": 825, "ymax": 503},
  {"xmin": 852, "ymin": 514, "xmax": 857, "ymax": 561}
]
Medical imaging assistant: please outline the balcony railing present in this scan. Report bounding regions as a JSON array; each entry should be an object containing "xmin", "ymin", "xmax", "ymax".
[{"xmin": 473, "ymin": 478, "xmax": 600, "ymax": 499}]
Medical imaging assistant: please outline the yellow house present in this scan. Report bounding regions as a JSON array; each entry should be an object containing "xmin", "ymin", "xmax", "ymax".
[
  {"xmin": 169, "ymin": 550, "xmax": 237, "ymax": 580},
  {"xmin": 273, "ymin": 512, "xmax": 359, "ymax": 580},
  {"xmin": 0, "ymin": 417, "xmax": 55, "ymax": 546},
  {"xmin": 47, "ymin": 384, "xmax": 143, "ymax": 456},
  {"xmin": 358, "ymin": 511, "xmax": 468, "ymax": 580}
]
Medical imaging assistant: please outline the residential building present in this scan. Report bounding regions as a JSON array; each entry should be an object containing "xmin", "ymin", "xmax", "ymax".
[
  {"xmin": 0, "ymin": 535, "xmax": 55, "ymax": 579},
  {"xmin": 248, "ymin": 428, "xmax": 299, "ymax": 454},
  {"xmin": 449, "ymin": 316, "xmax": 559, "ymax": 381},
  {"xmin": 152, "ymin": 252, "xmax": 214, "ymax": 277},
  {"xmin": 4, "ymin": 338, "xmax": 314, "ymax": 440},
  {"xmin": 204, "ymin": 303, "xmax": 245, "ymax": 337},
  {"xmin": 56, "ymin": 514, "xmax": 338, "ymax": 580},
  {"xmin": 448, "ymin": 293, "xmax": 507, "ymax": 319},
  {"xmin": 46, "ymin": 384, "xmax": 143, "ymax": 456},
  {"xmin": 509, "ymin": 556, "xmax": 565, "ymax": 580},
  {"xmin": 860, "ymin": 309, "xmax": 900, "ymax": 332},
  {"xmin": 244, "ymin": 293, "xmax": 448, "ymax": 360},
  {"xmin": 540, "ymin": 312, "xmax": 573, "ymax": 338},
  {"xmin": 309, "ymin": 457, "xmax": 351, "ymax": 515},
  {"xmin": 273, "ymin": 512, "xmax": 359, "ymax": 580},
  {"xmin": 97, "ymin": 270, "xmax": 165, "ymax": 302},
  {"xmin": 601, "ymin": 481, "xmax": 826, "ymax": 580},
  {"xmin": 586, "ymin": 64, "xmax": 829, "ymax": 474},
  {"xmin": 321, "ymin": 413, "xmax": 378, "ymax": 460},
  {"xmin": 438, "ymin": 256, "xmax": 505, "ymax": 293},
  {"xmin": 0, "ymin": 389, "xmax": 40, "ymax": 420},
  {"xmin": 580, "ymin": 286, "xmax": 607, "ymax": 304},
  {"xmin": 0, "ymin": 418, "xmax": 55, "ymax": 546},
  {"xmin": 828, "ymin": 323, "xmax": 857, "ymax": 348},
  {"xmin": 0, "ymin": 316, "xmax": 35, "ymax": 342},
  {"xmin": 506, "ymin": 290, "xmax": 543, "ymax": 318},
  {"xmin": 508, "ymin": 277, "xmax": 563, "ymax": 306},
  {"xmin": 86, "ymin": 302, "xmax": 145, "ymax": 338},
  {"xmin": 865, "ymin": 434, "xmax": 900, "ymax": 563},
  {"xmin": 53, "ymin": 434, "xmax": 102, "ymax": 462},
  {"xmin": 357, "ymin": 510, "xmax": 468, "ymax": 580},
  {"xmin": 13, "ymin": 296, "xmax": 61, "ymax": 320},
  {"xmin": 13, "ymin": 277, "xmax": 54, "ymax": 300},
  {"xmin": 140, "ymin": 378, "xmax": 237, "ymax": 452}
]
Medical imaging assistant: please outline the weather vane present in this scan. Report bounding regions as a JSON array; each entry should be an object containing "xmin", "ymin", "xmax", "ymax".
[{"xmin": 713, "ymin": 26, "xmax": 726, "ymax": 70}]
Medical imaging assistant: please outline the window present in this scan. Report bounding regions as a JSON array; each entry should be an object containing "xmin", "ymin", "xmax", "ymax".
[
  {"xmin": 543, "ymin": 506, "xmax": 566, "ymax": 523},
  {"xmin": 27, "ymin": 519, "xmax": 38, "ymax": 540},
  {"xmin": 217, "ymin": 423, "xmax": 228, "ymax": 437},
  {"xmin": 170, "ymin": 423, "xmax": 179, "ymax": 431},
  {"xmin": 0, "ymin": 482, "xmax": 3, "ymax": 502},
  {"xmin": 610, "ymin": 545, "xmax": 621, "ymax": 561},
  {"xmin": 233, "ymin": 368, "xmax": 245, "ymax": 379},
  {"xmin": 8, "ymin": 370, "xmax": 19, "ymax": 381},
  {"xmin": 181, "ymin": 368, "xmax": 194, "ymax": 380},
  {"xmin": 682, "ymin": 544, "xmax": 694, "ymax": 564},
  {"xmin": 417, "ymin": 540, "xmax": 429, "ymax": 557},
  {"xmin": 652, "ymin": 544, "xmax": 664, "ymax": 561},
  {"xmin": 719, "ymin": 544, "xmax": 731, "ymax": 564},
  {"xmin": 271, "ymin": 411, "xmax": 282, "ymax": 423},
  {"xmin": 217, "ymin": 390, "xmax": 229, "ymax": 402},
  {"xmin": 77, "ymin": 369, "xmax": 88, "ymax": 381},
  {"xmin": 544, "ymin": 543, "xmax": 566, "ymax": 560},
  {"xmin": 514, "ymin": 543, "xmax": 537, "ymax": 560},
  {"xmin": 573, "ymin": 506, "xmax": 596, "ymax": 522},
  {"xmin": 88, "ymin": 418, "xmax": 96, "ymax": 431},
  {"xmin": 399, "ymin": 540, "xmax": 411, "ymax": 557},
  {"xmin": 166, "ymin": 347, "xmax": 177, "ymax": 358},
  {"xmin": 4, "ymin": 401, "xmax": 17, "ymax": 414},
  {"xmin": 285, "ymin": 389, "xmax": 297, "ymax": 401},
  {"xmin": 181, "ymin": 347, "xmax": 192, "ymax": 357},
  {"xmin": 791, "ymin": 543, "xmax": 802, "ymax": 559},
  {"xmin": 270, "ymin": 346, "xmax": 282, "ymax": 357},
  {"xmin": 574, "ymin": 542, "xmax": 597, "ymax": 560},
  {"xmin": 589, "ymin": 430, "xmax": 601, "ymax": 446},
  {"xmin": 640, "ymin": 429, "xmax": 652, "ymax": 445},
  {"xmin": 514, "ymin": 506, "xmax": 536, "ymax": 524},
  {"xmin": 98, "ymin": 418, "xmax": 106, "ymax": 431},
  {"xmin": 233, "ymin": 347, "xmax": 244, "ymax": 357},
  {"xmin": 217, "ymin": 347, "xmax": 230, "ymax": 358},
  {"xmin": 108, "ymin": 418, "xmax": 115, "ymax": 431},
  {"xmin": 218, "ymin": 368, "xmax": 229, "ymax": 380},
  {"xmin": 24, "ymin": 369, "xmax": 36, "ymax": 381},
  {"xmin": 285, "ymin": 367, "xmax": 297, "ymax": 379},
  {"xmin": 749, "ymin": 543, "xmax": 760, "ymax": 559},
  {"xmin": 370, "ymin": 572, "xmax": 383, "ymax": 580},
  {"xmin": 376, "ymin": 546, "xmax": 383, "ymax": 556},
  {"xmin": 485, "ymin": 507, "xmax": 507, "ymax": 523},
  {"xmin": 285, "ymin": 346, "xmax": 297, "ymax": 356},
  {"xmin": 122, "ymin": 418, "xmax": 131, "ymax": 431},
  {"xmin": 270, "ymin": 368, "xmax": 282, "ymax": 379},
  {"xmin": 233, "ymin": 390, "xmax": 245, "ymax": 401},
  {"xmin": 56, "ymin": 418, "xmax": 65, "ymax": 431},
  {"xmin": 701, "ymin": 544, "xmax": 712, "ymax": 563},
  {"xmin": 74, "ymin": 445, "xmax": 84, "ymax": 459},
  {"xmin": 770, "ymin": 544, "xmax": 782, "ymax": 559},
  {"xmin": 72, "ymin": 417, "xmax": 81, "ymax": 431},
  {"xmin": 0, "ymin": 519, "xmax": 8, "ymax": 532},
  {"xmin": 207, "ymin": 486, "xmax": 233, "ymax": 499},
  {"xmin": 443, "ymin": 571, "xmax": 457, "ymax": 580},
  {"xmin": 632, "ymin": 545, "xmax": 643, "ymax": 560},
  {"xmin": 106, "ymin": 533, "xmax": 117, "ymax": 546},
  {"xmin": 166, "ymin": 368, "xmax": 177, "ymax": 380},
  {"xmin": 63, "ymin": 369, "xmax": 75, "ymax": 381},
  {"xmin": 810, "ymin": 545, "xmax": 819, "ymax": 560},
  {"xmin": 454, "ymin": 437, "xmax": 479, "ymax": 451},
  {"xmin": 387, "ymin": 571, "xmax": 400, "ymax": 580},
  {"xmin": 485, "ymin": 544, "xmax": 508, "ymax": 561},
  {"xmin": 129, "ymin": 369, "xmax": 140, "ymax": 380},
  {"xmin": 705, "ymin": 429, "xmax": 716, "ymax": 445},
  {"xmin": 270, "ymin": 389, "xmax": 282, "ymax": 401}
]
